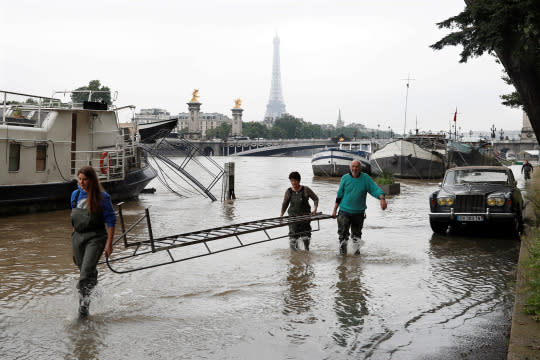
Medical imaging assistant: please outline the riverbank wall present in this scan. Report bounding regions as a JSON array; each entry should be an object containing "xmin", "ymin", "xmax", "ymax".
[{"xmin": 508, "ymin": 170, "xmax": 540, "ymax": 359}]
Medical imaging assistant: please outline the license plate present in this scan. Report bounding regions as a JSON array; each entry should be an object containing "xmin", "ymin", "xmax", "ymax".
[{"xmin": 457, "ymin": 215, "xmax": 484, "ymax": 221}]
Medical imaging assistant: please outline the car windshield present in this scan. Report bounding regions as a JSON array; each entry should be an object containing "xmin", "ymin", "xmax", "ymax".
[{"xmin": 444, "ymin": 169, "xmax": 509, "ymax": 185}]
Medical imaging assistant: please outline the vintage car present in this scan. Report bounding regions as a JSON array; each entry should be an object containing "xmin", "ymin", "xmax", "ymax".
[{"xmin": 429, "ymin": 166, "xmax": 523, "ymax": 235}]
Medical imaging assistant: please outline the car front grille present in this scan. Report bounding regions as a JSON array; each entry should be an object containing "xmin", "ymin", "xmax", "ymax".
[{"xmin": 454, "ymin": 195, "xmax": 485, "ymax": 212}]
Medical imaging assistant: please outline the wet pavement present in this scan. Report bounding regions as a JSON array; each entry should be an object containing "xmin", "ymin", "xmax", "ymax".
[{"xmin": 0, "ymin": 157, "xmax": 523, "ymax": 359}]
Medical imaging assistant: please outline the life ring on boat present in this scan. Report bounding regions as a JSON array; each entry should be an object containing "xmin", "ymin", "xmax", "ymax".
[{"xmin": 99, "ymin": 152, "xmax": 110, "ymax": 174}]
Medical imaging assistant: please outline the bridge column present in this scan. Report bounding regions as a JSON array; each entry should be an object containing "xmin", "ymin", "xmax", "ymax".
[
  {"xmin": 231, "ymin": 106, "xmax": 243, "ymax": 137},
  {"xmin": 186, "ymin": 96, "xmax": 202, "ymax": 140}
]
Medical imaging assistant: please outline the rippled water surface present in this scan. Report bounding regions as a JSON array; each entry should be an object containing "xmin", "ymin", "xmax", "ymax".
[{"xmin": 0, "ymin": 157, "xmax": 523, "ymax": 359}]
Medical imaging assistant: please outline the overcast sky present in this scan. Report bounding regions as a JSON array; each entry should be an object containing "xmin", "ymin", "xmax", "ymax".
[{"xmin": 0, "ymin": 0, "xmax": 524, "ymax": 134}]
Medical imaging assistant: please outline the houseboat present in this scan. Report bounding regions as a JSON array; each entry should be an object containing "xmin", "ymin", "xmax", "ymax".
[
  {"xmin": 0, "ymin": 90, "xmax": 157, "ymax": 216},
  {"xmin": 312, "ymin": 140, "xmax": 373, "ymax": 177},
  {"xmin": 370, "ymin": 139, "xmax": 445, "ymax": 179}
]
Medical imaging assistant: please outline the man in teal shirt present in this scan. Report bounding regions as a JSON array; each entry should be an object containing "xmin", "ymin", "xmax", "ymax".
[{"xmin": 332, "ymin": 160, "xmax": 387, "ymax": 255}]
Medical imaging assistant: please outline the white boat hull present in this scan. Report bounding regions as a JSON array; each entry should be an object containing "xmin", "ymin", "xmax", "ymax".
[{"xmin": 312, "ymin": 149, "xmax": 371, "ymax": 177}]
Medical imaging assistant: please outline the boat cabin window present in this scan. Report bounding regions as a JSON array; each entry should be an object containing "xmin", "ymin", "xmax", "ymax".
[
  {"xmin": 36, "ymin": 144, "xmax": 47, "ymax": 171},
  {"xmin": 9, "ymin": 143, "xmax": 21, "ymax": 171},
  {"xmin": 444, "ymin": 169, "xmax": 510, "ymax": 185}
]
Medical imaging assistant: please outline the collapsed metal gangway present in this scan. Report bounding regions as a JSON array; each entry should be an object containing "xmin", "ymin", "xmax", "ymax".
[
  {"xmin": 139, "ymin": 141, "xmax": 222, "ymax": 201},
  {"xmin": 103, "ymin": 204, "xmax": 333, "ymax": 274}
]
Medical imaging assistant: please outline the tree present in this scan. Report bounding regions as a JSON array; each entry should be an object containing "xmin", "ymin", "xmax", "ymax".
[
  {"xmin": 206, "ymin": 123, "xmax": 231, "ymax": 140},
  {"xmin": 274, "ymin": 114, "xmax": 303, "ymax": 138},
  {"xmin": 242, "ymin": 121, "xmax": 269, "ymax": 139},
  {"xmin": 430, "ymin": 0, "xmax": 540, "ymax": 141},
  {"xmin": 271, "ymin": 114, "xmax": 324, "ymax": 139},
  {"xmin": 270, "ymin": 126, "xmax": 287, "ymax": 139},
  {"xmin": 71, "ymin": 80, "xmax": 112, "ymax": 105}
]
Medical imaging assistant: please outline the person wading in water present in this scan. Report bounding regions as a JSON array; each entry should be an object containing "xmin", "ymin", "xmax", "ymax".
[
  {"xmin": 522, "ymin": 160, "xmax": 534, "ymax": 181},
  {"xmin": 71, "ymin": 166, "xmax": 116, "ymax": 318},
  {"xmin": 332, "ymin": 160, "xmax": 387, "ymax": 255},
  {"xmin": 280, "ymin": 171, "xmax": 319, "ymax": 251}
]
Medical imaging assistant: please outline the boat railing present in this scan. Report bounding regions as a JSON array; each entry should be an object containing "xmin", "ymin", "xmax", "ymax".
[
  {"xmin": 70, "ymin": 136, "xmax": 138, "ymax": 182},
  {"xmin": 71, "ymin": 149, "xmax": 125, "ymax": 182},
  {"xmin": 0, "ymin": 90, "xmax": 63, "ymax": 127}
]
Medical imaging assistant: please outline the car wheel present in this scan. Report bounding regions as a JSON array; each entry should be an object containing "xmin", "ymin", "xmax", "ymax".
[{"xmin": 430, "ymin": 219, "xmax": 448, "ymax": 234}]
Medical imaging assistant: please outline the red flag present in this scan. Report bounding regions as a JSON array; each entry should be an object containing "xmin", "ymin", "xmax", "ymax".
[{"xmin": 453, "ymin": 109, "xmax": 457, "ymax": 122}]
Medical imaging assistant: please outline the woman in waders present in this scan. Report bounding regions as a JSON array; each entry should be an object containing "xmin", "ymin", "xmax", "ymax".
[
  {"xmin": 280, "ymin": 171, "xmax": 319, "ymax": 251},
  {"xmin": 71, "ymin": 166, "xmax": 116, "ymax": 318}
]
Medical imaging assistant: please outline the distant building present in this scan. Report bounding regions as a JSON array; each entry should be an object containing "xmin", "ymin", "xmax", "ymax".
[
  {"xmin": 133, "ymin": 108, "xmax": 170, "ymax": 124},
  {"xmin": 176, "ymin": 112, "xmax": 231, "ymax": 138}
]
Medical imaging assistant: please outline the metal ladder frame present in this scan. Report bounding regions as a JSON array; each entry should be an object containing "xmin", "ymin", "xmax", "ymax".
[{"xmin": 103, "ymin": 203, "xmax": 333, "ymax": 274}]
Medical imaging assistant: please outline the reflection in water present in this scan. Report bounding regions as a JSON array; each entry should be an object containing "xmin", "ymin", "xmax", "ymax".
[
  {"xmin": 428, "ymin": 233, "xmax": 519, "ymax": 305},
  {"xmin": 222, "ymin": 200, "xmax": 236, "ymax": 222},
  {"xmin": 332, "ymin": 258, "xmax": 369, "ymax": 348},
  {"xmin": 65, "ymin": 319, "xmax": 106, "ymax": 360},
  {"xmin": 282, "ymin": 253, "xmax": 316, "ymax": 344},
  {"xmin": 283, "ymin": 254, "xmax": 315, "ymax": 315}
]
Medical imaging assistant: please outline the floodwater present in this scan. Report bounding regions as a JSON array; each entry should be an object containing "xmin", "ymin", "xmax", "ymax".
[{"xmin": 0, "ymin": 157, "xmax": 525, "ymax": 360}]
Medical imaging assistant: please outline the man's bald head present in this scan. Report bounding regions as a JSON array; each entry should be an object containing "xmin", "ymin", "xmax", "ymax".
[{"xmin": 350, "ymin": 160, "xmax": 361, "ymax": 178}]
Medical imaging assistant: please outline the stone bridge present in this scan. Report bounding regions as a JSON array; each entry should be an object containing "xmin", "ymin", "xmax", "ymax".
[
  {"xmin": 155, "ymin": 137, "xmax": 539, "ymax": 158},
  {"xmin": 158, "ymin": 138, "xmax": 336, "ymax": 156},
  {"xmin": 492, "ymin": 139, "xmax": 539, "ymax": 155}
]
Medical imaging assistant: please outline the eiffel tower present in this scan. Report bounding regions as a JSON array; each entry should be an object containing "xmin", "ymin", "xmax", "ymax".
[{"xmin": 264, "ymin": 34, "xmax": 286, "ymax": 124}]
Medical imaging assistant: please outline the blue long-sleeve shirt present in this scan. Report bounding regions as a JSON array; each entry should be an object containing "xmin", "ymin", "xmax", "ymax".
[
  {"xmin": 336, "ymin": 173, "xmax": 385, "ymax": 213},
  {"xmin": 71, "ymin": 185, "xmax": 116, "ymax": 228}
]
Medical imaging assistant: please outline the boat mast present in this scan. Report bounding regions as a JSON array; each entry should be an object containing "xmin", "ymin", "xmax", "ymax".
[
  {"xmin": 402, "ymin": 74, "xmax": 415, "ymax": 176},
  {"xmin": 402, "ymin": 74, "xmax": 415, "ymax": 137}
]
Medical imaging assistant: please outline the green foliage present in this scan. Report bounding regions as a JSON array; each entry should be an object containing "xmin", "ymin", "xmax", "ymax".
[
  {"xmin": 430, "ymin": 0, "xmax": 539, "ymax": 63},
  {"xmin": 25, "ymin": 98, "xmax": 38, "ymax": 104},
  {"xmin": 270, "ymin": 114, "xmax": 323, "ymax": 139},
  {"xmin": 242, "ymin": 121, "xmax": 269, "ymax": 139},
  {"xmin": 206, "ymin": 122, "xmax": 231, "ymax": 140},
  {"xmin": 524, "ymin": 234, "xmax": 540, "ymax": 320},
  {"xmin": 71, "ymin": 80, "xmax": 112, "ymax": 105},
  {"xmin": 239, "ymin": 115, "xmax": 388, "ymax": 140},
  {"xmin": 270, "ymin": 125, "xmax": 286, "ymax": 139},
  {"xmin": 375, "ymin": 169, "xmax": 395, "ymax": 185},
  {"xmin": 430, "ymin": 0, "xmax": 539, "ymax": 110},
  {"xmin": 12, "ymin": 107, "xmax": 23, "ymax": 117},
  {"xmin": 274, "ymin": 114, "xmax": 305, "ymax": 138},
  {"xmin": 500, "ymin": 72, "xmax": 522, "ymax": 108}
]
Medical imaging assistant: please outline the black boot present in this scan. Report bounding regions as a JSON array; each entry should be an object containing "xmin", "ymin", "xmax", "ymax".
[
  {"xmin": 78, "ymin": 288, "xmax": 91, "ymax": 319},
  {"xmin": 303, "ymin": 239, "xmax": 310, "ymax": 251}
]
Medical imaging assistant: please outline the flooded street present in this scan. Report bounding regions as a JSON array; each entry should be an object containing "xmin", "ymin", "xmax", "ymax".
[{"xmin": 0, "ymin": 157, "xmax": 522, "ymax": 359}]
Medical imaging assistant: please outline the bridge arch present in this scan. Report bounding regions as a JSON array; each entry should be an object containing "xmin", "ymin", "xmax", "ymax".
[{"xmin": 203, "ymin": 146, "xmax": 214, "ymax": 156}]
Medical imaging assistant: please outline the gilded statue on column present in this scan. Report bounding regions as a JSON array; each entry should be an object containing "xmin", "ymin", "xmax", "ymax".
[
  {"xmin": 233, "ymin": 98, "xmax": 242, "ymax": 109},
  {"xmin": 190, "ymin": 89, "xmax": 200, "ymax": 102}
]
